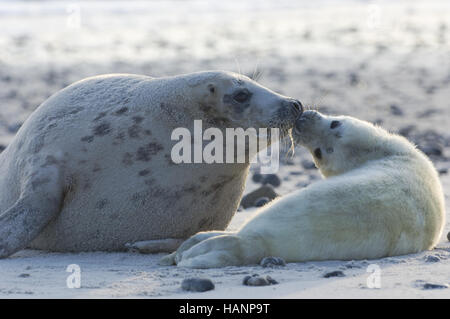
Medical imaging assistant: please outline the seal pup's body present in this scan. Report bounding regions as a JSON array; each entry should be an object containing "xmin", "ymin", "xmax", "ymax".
[
  {"xmin": 0, "ymin": 71, "xmax": 302, "ymax": 257},
  {"xmin": 164, "ymin": 111, "xmax": 445, "ymax": 268}
]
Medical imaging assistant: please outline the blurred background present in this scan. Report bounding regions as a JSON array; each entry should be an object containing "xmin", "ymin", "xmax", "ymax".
[{"xmin": 0, "ymin": 0, "xmax": 449, "ymax": 195}]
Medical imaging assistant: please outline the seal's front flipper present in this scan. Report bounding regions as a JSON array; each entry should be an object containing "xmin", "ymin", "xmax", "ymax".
[
  {"xmin": 126, "ymin": 238, "xmax": 185, "ymax": 254},
  {"xmin": 0, "ymin": 159, "xmax": 63, "ymax": 258}
]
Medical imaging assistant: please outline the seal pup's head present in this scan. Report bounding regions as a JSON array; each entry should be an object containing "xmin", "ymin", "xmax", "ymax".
[
  {"xmin": 186, "ymin": 71, "xmax": 303, "ymax": 139},
  {"xmin": 293, "ymin": 110, "xmax": 414, "ymax": 177}
]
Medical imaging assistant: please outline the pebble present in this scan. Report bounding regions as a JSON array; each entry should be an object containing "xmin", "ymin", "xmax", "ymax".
[
  {"xmin": 254, "ymin": 197, "xmax": 270, "ymax": 207},
  {"xmin": 447, "ymin": 231, "xmax": 450, "ymax": 242},
  {"xmin": 419, "ymin": 143, "xmax": 443, "ymax": 157},
  {"xmin": 240, "ymin": 185, "xmax": 279, "ymax": 209},
  {"xmin": 390, "ymin": 104, "xmax": 403, "ymax": 116},
  {"xmin": 260, "ymin": 256, "xmax": 286, "ymax": 268},
  {"xmin": 323, "ymin": 270, "xmax": 345, "ymax": 278},
  {"xmin": 262, "ymin": 174, "xmax": 281, "ymax": 188},
  {"xmin": 243, "ymin": 274, "xmax": 278, "ymax": 286},
  {"xmin": 252, "ymin": 173, "xmax": 263, "ymax": 183},
  {"xmin": 181, "ymin": 278, "xmax": 215, "ymax": 292},
  {"xmin": 425, "ymin": 255, "xmax": 440, "ymax": 263},
  {"xmin": 422, "ymin": 283, "xmax": 448, "ymax": 290},
  {"xmin": 398, "ymin": 125, "xmax": 416, "ymax": 137},
  {"xmin": 18, "ymin": 273, "xmax": 30, "ymax": 278}
]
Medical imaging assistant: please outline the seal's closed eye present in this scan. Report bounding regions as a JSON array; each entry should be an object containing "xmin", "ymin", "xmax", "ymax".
[
  {"xmin": 330, "ymin": 120, "xmax": 341, "ymax": 129},
  {"xmin": 314, "ymin": 148, "xmax": 322, "ymax": 159}
]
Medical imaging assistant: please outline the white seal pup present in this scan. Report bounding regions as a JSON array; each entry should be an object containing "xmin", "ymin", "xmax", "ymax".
[
  {"xmin": 164, "ymin": 110, "xmax": 445, "ymax": 268},
  {"xmin": 0, "ymin": 71, "xmax": 302, "ymax": 257}
]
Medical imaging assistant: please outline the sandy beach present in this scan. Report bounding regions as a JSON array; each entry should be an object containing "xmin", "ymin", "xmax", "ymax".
[{"xmin": 0, "ymin": 0, "xmax": 449, "ymax": 298}]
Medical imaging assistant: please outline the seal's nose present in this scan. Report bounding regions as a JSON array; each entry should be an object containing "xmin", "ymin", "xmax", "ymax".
[{"xmin": 291, "ymin": 99, "xmax": 303, "ymax": 116}]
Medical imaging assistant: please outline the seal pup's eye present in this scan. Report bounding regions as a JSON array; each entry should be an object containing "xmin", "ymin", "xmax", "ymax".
[
  {"xmin": 330, "ymin": 121, "xmax": 341, "ymax": 129},
  {"xmin": 314, "ymin": 148, "xmax": 322, "ymax": 160},
  {"xmin": 233, "ymin": 89, "xmax": 251, "ymax": 103}
]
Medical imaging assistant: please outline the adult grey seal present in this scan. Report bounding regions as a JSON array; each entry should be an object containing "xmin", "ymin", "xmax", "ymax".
[{"xmin": 0, "ymin": 71, "xmax": 302, "ymax": 257}]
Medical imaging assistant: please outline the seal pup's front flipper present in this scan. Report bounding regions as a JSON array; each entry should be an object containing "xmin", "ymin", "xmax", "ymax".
[
  {"xmin": 125, "ymin": 238, "xmax": 185, "ymax": 255},
  {"xmin": 0, "ymin": 156, "xmax": 64, "ymax": 258}
]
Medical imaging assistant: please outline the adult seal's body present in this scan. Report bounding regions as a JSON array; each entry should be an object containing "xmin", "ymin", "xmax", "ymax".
[
  {"xmin": 164, "ymin": 111, "xmax": 445, "ymax": 268},
  {"xmin": 0, "ymin": 71, "xmax": 302, "ymax": 257}
]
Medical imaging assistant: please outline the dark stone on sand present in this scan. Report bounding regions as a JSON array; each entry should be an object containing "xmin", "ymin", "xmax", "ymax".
[
  {"xmin": 252, "ymin": 172, "xmax": 263, "ymax": 183},
  {"xmin": 349, "ymin": 72, "xmax": 359, "ymax": 86},
  {"xmin": 240, "ymin": 185, "xmax": 279, "ymax": 209},
  {"xmin": 243, "ymin": 274, "xmax": 278, "ymax": 286},
  {"xmin": 181, "ymin": 278, "xmax": 215, "ymax": 292},
  {"xmin": 18, "ymin": 273, "xmax": 30, "ymax": 278},
  {"xmin": 447, "ymin": 231, "xmax": 450, "ymax": 242},
  {"xmin": 301, "ymin": 159, "xmax": 316, "ymax": 170},
  {"xmin": 254, "ymin": 197, "xmax": 270, "ymax": 207},
  {"xmin": 262, "ymin": 174, "xmax": 281, "ymax": 187},
  {"xmin": 422, "ymin": 283, "xmax": 448, "ymax": 290},
  {"xmin": 390, "ymin": 104, "xmax": 403, "ymax": 116},
  {"xmin": 260, "ymin": 256, "xmax": 286, "ymax": 268},
  {"xmin": 323, "ymin": 270, "xmax": 345, "ymax": 278},
  {"xmin": 418, "ymin": 143, "xmax": 443, "ymax": 157},
  {"xmin": 8, "ymin": 123, "xmax": 22, "ymax": 133},
  {"xmin": 425, "ymin": 255, "xmax": 440, "ymax": 263},
  {"xmin": 398, "ymin": 125, "xmax": 416, "ymax": 137},
  {"xmin": 438, "ymin": 168, "xmax": 448, "ymax": 175}
]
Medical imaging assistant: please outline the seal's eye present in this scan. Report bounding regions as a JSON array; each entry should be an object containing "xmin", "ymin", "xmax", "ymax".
[
  {"xmin": 330, "ymin": 120, "xmax": 341, "ymax": 129},
  {"xmin": 233, "ymin": 90, "xmax": 250, "ymax": 103},
  {"xmin": 314, "ymin": 148, "xmax": 322, "ymax": 160}
]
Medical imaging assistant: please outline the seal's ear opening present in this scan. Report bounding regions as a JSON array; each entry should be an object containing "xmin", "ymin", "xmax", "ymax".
[{"xmin": 207, "ymin": 84, "xmax": 215, "ymax": 94}]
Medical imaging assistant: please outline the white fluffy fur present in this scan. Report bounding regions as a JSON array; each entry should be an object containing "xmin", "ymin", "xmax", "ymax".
[{"xmin": 163, "ymin": 111, "xmax": 446, "ymax": 268}]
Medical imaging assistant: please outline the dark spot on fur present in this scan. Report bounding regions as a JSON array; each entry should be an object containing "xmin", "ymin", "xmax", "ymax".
[
  {"xmin": 223, "ymin": 94, "xmax": 233, "ymax": 104},
  {"xmin": 128, "ymin": 124, "xmax": 142, "ymax": 138},
  {"xmin": 114, "ymin": 107, "xmax": 129, "ymax": 115},
  {"xmin": 138, "ymin": 169, "xmax": 151, "ymax": 177},
  {"xmin": 122, "ymin": 152, "xmax": 134, "ymax": 166},
  {"xmin": 92, "ymin": 163, "xmax": 102, "ymax": 172},
  {"xmin": 144, "ymin": 129, "xmax": 152, "ymax": 136},
  {"xmin": 69, "ymin": 107, "xmax": 84, "ymax": 115},
  {"xmin": 335, "ymin": 132, "xmax": 343, "ymax": 138},
  {"xmin": 136, "ymin": 142, "xmax": 164, "ymax": 162},
  {"xmin": 95, "ymin": 199, "xmax": 108, "ymax": 210},
  {"xmin": 93, "ymin": 122, "xmax": 111, "ymax": 136},
  {"xmin": 132, "ymin": 116, "xmax": 144, "ymax": 124},
  {"xmin": 40, "ymin": 155, "xmax": 58, "ymax": 168},
  {"xmin": 79, "ymin": 159, "xmax": 87, "ymax": 164},
  {"xmin": 93, "ymin": 112, "xmax": 108, "ymax": 121},
  {"xmin": 31, "ymin": 177, "xmax": 51, "ymax": 190},
  {"xmin": 33, "ymin": 138, "xmax": 45, "ymax": 153},
  {"xmin": 326, "ymin": 147, "xmax": 334, "ymax": 154},
  {"xmin": 81, "ymin": 135, "xmax": 94, "ymax": 143},
  {"xmin": 199, "ymin": 176, "xmax": 208, "ymax": 183},
  {"xmin": 47, "ymin": 122, "xmax": 57, "ymax": 129},
  {"xmin": 199, "ymin": 103, "xmax": 212, "ymax": 113},
  {"xmin": 198, "ymin": 216, "xmax": 213, "ymax": 230},
  {"xmin": 165, "ymin": 154, "xmax": 175, "ymax": 166}
]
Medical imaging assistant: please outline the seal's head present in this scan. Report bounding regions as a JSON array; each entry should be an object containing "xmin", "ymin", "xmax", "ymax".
[
  {"xmin": 294, "ymin": 110, "xmax": 410, "ymax": 177},
  {"xmin": 187, "ymin": 71, "xmax": 302, "ymax": 138}
]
